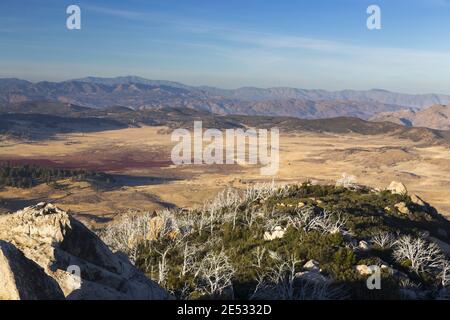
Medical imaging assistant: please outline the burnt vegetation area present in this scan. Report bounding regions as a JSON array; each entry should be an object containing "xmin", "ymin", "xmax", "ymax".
[{"xmin": 100, "ymin": 183, "xmax": 450, "ymax": 300}]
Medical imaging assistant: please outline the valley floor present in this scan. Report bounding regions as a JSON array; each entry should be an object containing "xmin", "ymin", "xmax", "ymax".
[{"xmin": 1, "ymin": 125, "xmax": 450, "ymax": 226}]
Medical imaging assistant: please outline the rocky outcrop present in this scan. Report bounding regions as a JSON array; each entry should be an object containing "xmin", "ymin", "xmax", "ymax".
[
  {"xmin": 387, "ymin": 181, "xmax": 408, "ymax": 195},
  {"xmin": 395, "ymin": 202, "xmax": 411, "ymax": 215},
  {"xmin": 358, "ymin": 241, "xmax": 371, "ymax": 251},
  {"xmin": 356, "ymin": 265, "xmax": 380, "ymax": 276},
  {"xmin": 0, "ymin": 240, "xmax": 65, "ymax": 300},
  {"xmin": 264, "ymin": 226, "xmax": 286, "ymax": 241},
  {"xmin": 303, "ymin": 260, "xmax": 320, "ymax": 272},
  {"xmin": 296, "ymin": 260, "xmax": 329, "ymax": 284},
  {"xmin": 147, "ymin": 215, "xmax": 165, "ymax": 241},
  {"xmin": 295, "ymin": 271, "xmax": 329, "ymax": 283},
  {"xmin": 0, "ymin": 203, "xmax": 169, "ymax": 300}
]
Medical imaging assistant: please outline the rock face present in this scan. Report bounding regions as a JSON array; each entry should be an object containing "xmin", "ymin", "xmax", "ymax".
[
  {"xmin": 387, "ymin": 181, "xmax": 408, "ymax": 195},
  {"xmin": 147, "ymin": 215, "xmax": 165, "ymax": 241},
  {"xmin": 0, "ymin": 240, "xmax": 65, "ymax": 300},
  {"xmin": 0, "ymin": 203, "xmax": 169, "ymax": 300}
]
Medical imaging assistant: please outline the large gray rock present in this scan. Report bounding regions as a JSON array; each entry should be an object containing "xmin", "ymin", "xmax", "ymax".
[
  {"xmin": 295, "ymin": 271, "xmax": 329, "ymax": 283},
  {"xmin": 303, "ymin": 260, "xmax": 320, "ymax": 272},
  {"xmin": 0, "ymin": 240, "xmax": 65, "ymax": 300},
  {"xmin": 355, "ymin": 264, "xmax": 378, "ymax": 276},
  {"xmin": 0, "ymin": 203, "xmax": 170, "ymax": 300},
  {"xmin": 263, "ymin": 226, "xmax": 286, "ymax": 241},
  {"xmin": 387, "ymin": 181, "xmax": 408, "ymax": 195},
  {"xmin": 358, "ymin": 240, "xmax": 371, "ymax": 251}
]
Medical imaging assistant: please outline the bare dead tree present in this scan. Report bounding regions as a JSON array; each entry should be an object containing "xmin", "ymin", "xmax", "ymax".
[
  {"xmin": 242, "ymin": 206, "xmax": 261, "ymax": 228},
  {"xmin": 251, "ymin": 252, "xmax": 302, "ymax": 300},
  {"xmin": 153, "ymin": 233, "xmax": 189, "ymax": 286},
  {"xmin": 180, "ymin": 242, "xmax": 201, "ymax": 277},
  {"xmin": 335, "ymin": 173, "xmax": 358, "ymax": 188},
  {"xmin": 199, "ymin": 207, "xmax": 206, "ymax": 236},
  {"xmin": 288, "ymin": 206, "xmax": 315, "ymax": 231},
  {"xmin": 371, "ymin": 232, "xmax": 396, "ymax": 249},
  {"xmin": 100, "ymin": 210, "xmax": 151, "ymax": 263},
  {"xmin": 178, "ymin": 283, "xmax": 193, "ymax": 300},
  {"xmin": 243, "ymin": 181, "xmax": 290, "ymax": 205},
  {"xmin": 265, "ymin": 211, "xmax": 290, "ymax": 232},
  {"xmin": 393, "ymin": 235, "xmax": 445, "ymax": 274},
  {"xmin": 194, "ymin": 250, "xmax": 235, "ymax": 298},
  {"xmin": 209, "ymin": 205, "xmax": 214, "ymax": 236},
  {"xmin": 176, "ymin": 210, "xmax": 198, "ymax": 236},
  {"xmin": 251, "ymin": 251, "xmax": 347, "ymax": 300},
  {"xmin": 439, "ymin": 259, "xmax": 450, "ymax": 288},
  {"xmin": 212, "ymin": 188, "xmax": 242, "ymax": 210},
  {"xmin": 312, "ymin": 210, "xmax": 346, "ymax": 235},
  {"xmin": 288, "ymin": 207, "xmax": 346, "ymax": 235},
  {"xmin": 231, "ymin": 206, "xmax": 240, "ymax": 230},
  {"xmin": 155, "ymin": 246, "xmax": 170, "ymax": 287},
  {"xmin": 252, "ymin": 247, "xmax": 267, "ymax": 269}
]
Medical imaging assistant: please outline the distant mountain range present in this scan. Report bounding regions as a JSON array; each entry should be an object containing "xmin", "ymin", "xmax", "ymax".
[
  {"xmin": 371, "ymin": 104, "xmax": 450, "ymax": 130},
  {"xmin": 2, "ymin": 76, "xmax": 450, "ymax": 120}
]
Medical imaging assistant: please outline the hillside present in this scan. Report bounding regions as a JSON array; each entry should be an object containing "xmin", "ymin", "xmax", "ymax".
[
  {"xmin": 2, "ymin": 102, "xmax": 450, "ymax": 145},
  {"xmin": 0, "ymin": 112, "xmax": 127, "ymax": 140},
  {"xmin": 2, "ymin": 181, "xmax": 449, "ymax": 299},
  {"xmin": 371, "ymin": 104, "xmax": 450, "ymax": 130},
  {"xmin": 99, "ymin": 181, "xmax": 450, "ymax": 300}
]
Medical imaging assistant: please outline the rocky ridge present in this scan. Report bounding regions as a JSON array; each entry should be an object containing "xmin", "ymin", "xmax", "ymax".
[{"xmin": 0, "ymin": 203, "xmax": 169, "ymax": 300}]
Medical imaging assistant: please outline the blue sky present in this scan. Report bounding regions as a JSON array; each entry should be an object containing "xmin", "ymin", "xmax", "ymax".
[{"xmin": 0, "ymin": 0, "xmax": 450, "ymax": 93}]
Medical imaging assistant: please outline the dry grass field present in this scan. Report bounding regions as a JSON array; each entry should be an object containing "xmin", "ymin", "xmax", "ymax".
[{"xmin": 1, "ymin": 125, "xmax": 450, "ymax": 226}]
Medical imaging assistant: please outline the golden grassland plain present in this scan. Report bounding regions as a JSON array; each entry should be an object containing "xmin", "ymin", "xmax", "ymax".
[{"xmin": 1, "ymin": 125, "xmax": 450, "ymax": 226}]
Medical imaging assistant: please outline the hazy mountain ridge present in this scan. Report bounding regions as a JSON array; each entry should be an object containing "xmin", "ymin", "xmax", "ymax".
[
  {"xmin": 2, "ymin": 77, "xmax": 450, "ymax": 120},
  {"xmin": 371, "ymin": 104, "xmax": 450, "ymax": 130}
]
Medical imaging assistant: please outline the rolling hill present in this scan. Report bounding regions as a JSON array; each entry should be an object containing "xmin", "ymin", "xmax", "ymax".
[
  {"xmin": 1, "ymin": 101, "xmax": 450, "ymax": 145},
  {"xmin": 370, "ymin": 104, "xmax": 450, "ymax": 130}
]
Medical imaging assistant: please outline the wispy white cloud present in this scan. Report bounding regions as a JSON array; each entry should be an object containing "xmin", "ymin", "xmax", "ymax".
[
  {"xmin": 4, "ymin": 3, "xmax": 450, "ymax": 93},
  {"xmin": 169, "ymin": 21, "xmax": 450, "ymax": 69},
  {"xmin": 83, "ymin": 5, "xmax": 145, "ymax": 19}
]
